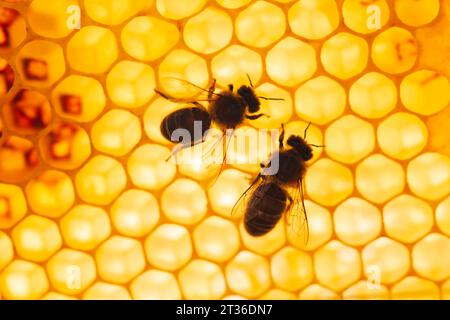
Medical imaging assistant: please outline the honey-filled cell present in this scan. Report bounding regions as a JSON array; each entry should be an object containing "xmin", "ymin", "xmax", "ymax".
[
  {"xmin": 0, "ymin": 136, "xmax": 39, "ymax": 183},
  {"xmin": 0, "ymin": 7, "xmax": 27, "ymax": 53},
  {"xmin": 16, "ymin": 40, "xmax": 65, "ymax": 88},
  {"xmin": 51, "ymin": 75, "xmax": 106, "ymax": 123},
  {"xmin": 39, "ymin": 123, "xmax": 91, "ymax": 170}
]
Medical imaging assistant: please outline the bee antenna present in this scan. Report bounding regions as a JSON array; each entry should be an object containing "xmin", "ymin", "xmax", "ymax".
[
  {"xmin": 246, "ymin": 73, "xmax": 254, "ymax": 87},
  {"xmin": 258, "ymin": 96, "xmax": 284, "ymax": 101}
]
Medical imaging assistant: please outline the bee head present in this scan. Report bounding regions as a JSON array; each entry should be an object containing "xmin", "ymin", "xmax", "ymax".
[
  {"xmin": 287, "ymin": 135, "xmax": 313, "ymax": 161},
  {"xmin": 237, "ymin": 85, "xmax": 260, "ymax": 113}
]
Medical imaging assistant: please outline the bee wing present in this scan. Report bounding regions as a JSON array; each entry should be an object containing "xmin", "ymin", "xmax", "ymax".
[
  {"xmin": 157, "ymin": 77, "xmax": 219, "ymax": 103},
  {"xmin": 285, "ymin": 179, "xmax": 309, "ymax": 245},
  {"xmin": 230, "ymin": 173, "xmax": 265, "ymax": 219}
]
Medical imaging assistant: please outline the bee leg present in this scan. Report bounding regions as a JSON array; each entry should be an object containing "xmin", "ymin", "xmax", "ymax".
[
  {"xmin": 208, "ymin": 79, "xmax": 216, "ymax": 100},
  {"xmin": 279, "ymin": 123, "xmax": 285, "ymax": 149},
  {"xmin": 228, "ymin": 84, "xmax": 234, "ymax": 92},
  {"xmin": 303, "ymin": 121, "xmax": 312, "ymax": 139},
  {"xmin": 309, "ymin": 144, "xmax": 325, "ymax": 148},
  {"xmin": 245, "ymin": 113, "xmax": 268, "ymax": 120}
]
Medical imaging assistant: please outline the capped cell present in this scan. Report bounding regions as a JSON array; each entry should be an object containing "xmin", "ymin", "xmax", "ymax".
[
  {"xmin": 84, "ymin": 0, "xmax": 152, "ymax": 25},
  {"xmin": 235, "ymin": 1, "xmax": 286, "ymax": 48},
  {"xmin": 342, "ymin": 0, "xmax": 390, "ymax": 34},
  {"xmin": 391, "ymin": 276, "xmax": 440, "ymax": 300},
  {"xmin": 156, "ymin": 0, "xmax": 207, "ymax": 20},
  {"xmin": 395, "ymin": 0, "xmax": 440, "ymax": 27},
  {"xmin": 130, "ymin": 270, "xmax": 181, "ymax": 300},
  {"xmin": 121, "ymin": 16, "xmax": 179, "ymax": 62}
]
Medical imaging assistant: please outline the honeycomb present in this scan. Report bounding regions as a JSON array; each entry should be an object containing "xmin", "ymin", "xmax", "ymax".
[{"xmin": 0, "ymin": 0, "xmax": 449, "ymax": 300}]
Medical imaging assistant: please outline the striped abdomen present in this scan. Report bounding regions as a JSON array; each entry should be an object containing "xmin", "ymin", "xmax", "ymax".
[
  {"xmin": 244, "ymin": 182, "xmax": 288, "ymax": 237},
  {"xmin": 160, "ymin": 107, "xmax": 211, "ymax": 146}
]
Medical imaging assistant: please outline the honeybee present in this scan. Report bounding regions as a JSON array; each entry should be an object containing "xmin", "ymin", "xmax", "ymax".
[
  {"xmin": 155, "ymin": 76, "xmax": 282, "ymax": 161},
  {"xmin": 232, "ymin": 123, "xmax": 322, "ymax": 239}
]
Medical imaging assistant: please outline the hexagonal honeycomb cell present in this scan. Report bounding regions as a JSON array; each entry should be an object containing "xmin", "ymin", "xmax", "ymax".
[{"xmin": 0, "ymin": 0, "xmax": 449, "ymax": 301}]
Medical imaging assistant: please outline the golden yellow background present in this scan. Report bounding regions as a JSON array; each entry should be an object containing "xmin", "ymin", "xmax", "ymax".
[{"xmin": 0, "ymin": 0, "xmax": 449, "ymax": 300}]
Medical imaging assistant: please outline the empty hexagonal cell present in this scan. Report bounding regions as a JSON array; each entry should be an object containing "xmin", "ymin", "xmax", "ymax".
[
  {"xmin": 60, "ymin": 205, "xmax": 111, "ymax": 251},
  {"xmin": 127, "ymin": 144, "xmax": 176, "ymax": 191},
  {"xmin": 325, "ymin": 115, "xmax": 375, "ymax": 164},
  {"xmin": 0, "ymin": 260, "xmax": 49, "ymax": 300},
  {"xmin": 84, "ymin": 0, "xmax": 152, "ymax": 25},
  {"xmin": 314, "ymin": 240, "xmax": 361, "ymax": 291},
  {"xmin": 183, "ymin": 7, "xmax": 232, "ymax": 54},
  {"xmin": 349, "ymin": 72, "xmax": 398, "ymax": 119},
  {"xmin": 27, "ymin": 0, "xmax": 79, "ymax": 38},
  {"xmin": 377, "ymin": 112, "xmax": 428, "ymax": 160},
  {"xmin": 436, "ymin": 196, "xmax": 450, "ymax": 236},
  {"xmin": 208, "ymin": 169, "xmax": 252, "ymax": 218},
  {"xmin": 250, "ymin": 83, "xmax": 293, "ymax": 130},
  {"xmin": 298, "ymin": 284, "xmax": 339, "ymax": 300},
  {"xmin": 225, "ymin": 251, "xmax": 271, "ymax": 298},
  {"xmin": 0, "ymin": 231, "xmax": 13, "ymax": 270},
  {"xmin": 144, "ymin": 224, "xmax": 192, "ymax": 271},
  {"xmin": 334, "ymin": 198, "xmax": 382, "ymax": 246},
  {"xmin": 0, "ymin": 183, "xmax": 27, "ymax": 229},
  {"xmin": 111, "ymin": 189, "xmax": 160, "ymax": 238},
  {"xmin": 211, "ymin": 45, "xmax": 263, "ymax": 88},
  {"xmin": 287, "ymin": 200, "xmax": 333, "ymax": 251},
  {"xmin": 12, "ymin": 215, "xmax": 62, "ymax": 262},
  {"xmin": 407, "ymin": 153, "xmax": 450, "ymax": 201},
  {"xmin": 321, "ymin": 32, "xmax": 368, "ymax": 80},
  {"xmin": 96, "ymin": 236, "xmax": 145, "ymax": 284},
  {"xmin": 193, "ymin": 216, "xmax": 240, "ymax": 263},
  {"xmin": 383, "ymin": 195, "xmax": 433, "ymax": 243},
  {"xmin": 4, "ymin": 89, "xmax": 52, "ymax": 134},
  {"xmin": 25, "ymin": 170, "xmax": 75, "ymax": 218},
  {"xmin": 395, "ymin": 0, "xmax": 440, "ymax": 27},
  {"xmin": 121, "ymin": 16, "xmax": 179, "ymax": 62},
  {"xmin": 39, "ymin": 123, "xmax": 91, "ymax": 170},
  {"xmin": 413, "ymin": 233, "xmax": 450, "ymax": 281},
  {"xmin": 362, "ymin": 237, "xmax": 410, "ymax": 285},
  {"xmin": 0, "ymin": 7, "xmax": 27, "ymax": 53},
  {"xmin": 161, "ymin": 179, "xmax": 207, "ymax": 225},
  {"xmin": 266, "ymin": 37, "xmax": 316, "ymax": 87},
  {"xmin": 91, "ymin": 109, "xmax": 142, "ymax": 157},
  {"xmin": 16, "ymin": 40, "xmax": 65, "ymax": 87},
  {"xmin": 371, "ymin": 27, "xmax": 418, "ymax": 74},
  {"xmin": 130, "ymin": 270, "xmax": 181, "ymax": 300},
  {"xmin": 158, "ymin": 49, "xmax": 209, "ymax": 99},
  {"xmin": 270, "ymin": 246, "xmax": 313, "ymax": 291},
  {"xmin": 305, "ymin": 158, "xmax": 354, "ymax": 207},
  {"xmin": 391, "ymin": 276, "xmax": 440, "ymax": 300},
  {"xmin": 82, "ymin": 282, "xmax": 131, "ymax": 300},
  {"xmin": 235, "ymin": 1, "xmax": 285, "ymax": 48},
  {"xmin": 51, "ymin": 75, "xmax": 106, "ymax": 123},
  {"xmin": 288, "ymin": 0, "xmax": 339, "ymax": 40},
  {"xmin": 0, "ymin": 136, "xmax": 39, "ymax": 183},
  {"xmin": 342, "ymin": 0, "xmax": 390, "ymax": 34},
  {"xmin": 0, "ymin": 58, "xmax": 15, "ymax": 98},
  {"xmin": 178, "ymin": 260, "xmax": 226, "ymax": 300},
  {"xmin": 356, "ymin": 154, "xmax": 405, "ymax": 204},
  {"xmin": 106, "ymin": 61, "xmax": 156, "ymax": 109},
  {"xmin": 342, "ymin": 281, "xmax": 389, "ymax": 300},
  {"xmin": 295, "ymin": 76, "xmax": 346, "ymax": 125},
  {"xmin": 400, "ymin": 70, "xmax": 450, "ymax": 116},
  {"xmin": 67, "ymin": 26, "xmax": 118, "ymax": 74},
  {"xmin": 156, "ymin": 0, "xmax": 207, "ymax": 20},
  {"xmin": 46, "ymin": 249, "xmax": 96, "ymax": 295},
  {"xmin": 75, "ymin": 155, "xmax": 127, "ymax": 205},
  {"xmin": 240, "ymin": 220, "xmax": 286, "ymax": 256}
]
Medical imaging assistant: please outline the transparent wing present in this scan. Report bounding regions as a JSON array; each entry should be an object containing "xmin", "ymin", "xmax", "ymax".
[
  {"xmin": 230, "ymin": 173, "xmax": 266, "ymax": 219},
  {"xmin": 285, "ymin": 179, "xmax": 309, "ymax": 245},
  {"xmin": 156, "ymin": 77, "xmax": 220, "ymax": 104}
]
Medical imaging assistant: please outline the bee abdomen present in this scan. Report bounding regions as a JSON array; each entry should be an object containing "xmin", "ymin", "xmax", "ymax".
[
  {"xmin": 244, "ymin": 182, "xmax": 287, "ymax": 237},
  {"xmin": 160, "ymin": 107, "xmax": 211, "ymax": 145}
]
